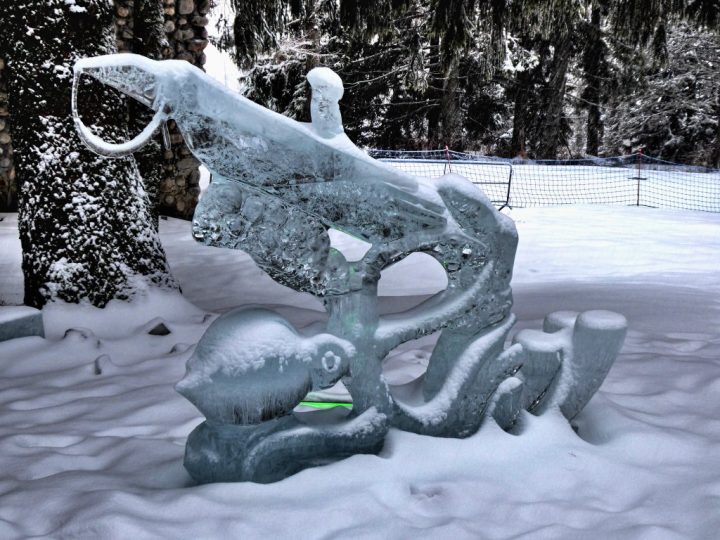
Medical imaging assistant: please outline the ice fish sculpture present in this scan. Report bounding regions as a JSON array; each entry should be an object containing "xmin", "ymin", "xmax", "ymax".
[{"xmin": 72, "ymin": 54, "xmax": 627, "ymax": 483}]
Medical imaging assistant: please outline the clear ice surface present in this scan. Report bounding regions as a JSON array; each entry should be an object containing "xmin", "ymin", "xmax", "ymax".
[{"xmin": 72, "ymin": 54, "xmax": 628, "ymax": 483}]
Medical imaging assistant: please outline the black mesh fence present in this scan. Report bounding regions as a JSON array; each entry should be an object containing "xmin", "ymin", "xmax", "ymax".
[{"xmin": 369, "ymin": 150, "xmax": 720, "ymax": 213}]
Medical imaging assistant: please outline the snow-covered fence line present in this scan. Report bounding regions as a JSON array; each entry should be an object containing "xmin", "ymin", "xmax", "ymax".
[
  {"xmin": 378, "ymin": 158, "xmax": 513, "ymax": 210},
  {"xmin": 371, "ymin": 150, "xmax": 720, "ymax": 213}
]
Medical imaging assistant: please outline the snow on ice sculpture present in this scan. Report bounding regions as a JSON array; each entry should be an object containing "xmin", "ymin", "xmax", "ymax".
[{"xmin": 72, "ymin": 54, "xmax": 628, "ymax": 483}]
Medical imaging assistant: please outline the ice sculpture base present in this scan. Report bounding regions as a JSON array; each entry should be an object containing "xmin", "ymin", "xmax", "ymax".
[{"xmin": 185, "ymin": 409, "xmax": 387, "ymax": 484}]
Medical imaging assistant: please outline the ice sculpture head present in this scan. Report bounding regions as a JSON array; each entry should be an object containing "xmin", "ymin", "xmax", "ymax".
[
  {"xmin": 175, "ymin": 309, "xmax": 354, "ymax": 425},
  {"xmin": 72, "ymin": 54, "xmax": 350, "ymax": 156},
  {"xmin": 74, "ymin": 54, "xmax": 163, "ymax": 109},
  {"xmin": 72, "ymin": 54, "xmax": 197, "ymax": 157},
  {"xmin": 307, "ymin": 67, "xmax": 344, "ymax": 138}
]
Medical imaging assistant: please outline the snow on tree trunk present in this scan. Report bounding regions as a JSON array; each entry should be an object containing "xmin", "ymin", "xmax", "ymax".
[{"xmin": 1, "ymin": 0, "xmax": 177, "ymax": 308}]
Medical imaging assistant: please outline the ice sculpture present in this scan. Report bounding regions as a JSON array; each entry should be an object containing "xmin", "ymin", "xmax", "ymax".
[{"xmin": 72, "ymin": 54, "xmax": 627, "ymax": 483}]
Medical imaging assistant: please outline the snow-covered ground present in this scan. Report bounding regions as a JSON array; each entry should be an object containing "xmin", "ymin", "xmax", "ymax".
[{"xmin": 0, "ymin": 205, "xmax": 719, "ymax": 539}]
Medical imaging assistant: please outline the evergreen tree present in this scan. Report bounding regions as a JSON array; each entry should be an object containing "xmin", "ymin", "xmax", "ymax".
[
  {"xmin": 0, "ymin": 0, "xmax": 176, "ymax": 308},
  {"xmin": 604, "ymin": 21, "xmax": 720, "ymax": 165},
  {"xmin": 216, "ymin": 0, "xmax": 720, "ymax": 162},
  {"xmin": 220, "ymin": 0, "xmax": 509, "ymax": 150},
  {"xmin": 498, "ymin": 0, "xmax": 709, "ymax": 159}
]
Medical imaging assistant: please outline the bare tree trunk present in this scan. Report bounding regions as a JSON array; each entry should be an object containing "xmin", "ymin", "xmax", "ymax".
[
  {"xmin": 510, "ymin": 71, "xmax": 530, "ymax": 158},
  {"xmin": 0, "ymin": 55, "xmax": 15, "ymax": 210},
  {"xmin": 439, "ymin": 55, "xmax": 462, "ymax": 149},
  {"xmin": 426, "ymin": 35, "xmax": 443, "ymax": 148},
  {"xmin": 710, "ymin": 90, "xmax": 720, "ymax": 167},
  {"xmin": 586, "ymin": 98, "xmax": 602, "ymax": 156},
  {"xmin": 303, "ymin": 0, "xmax": 320, "ymax": 122},
  {"xmin": 584, "ymin": 7, "xmax": 604, "ymax": 156},
  {"xmin": 536, "ymin": 35, "xmax": 573, "ymax": 158}
]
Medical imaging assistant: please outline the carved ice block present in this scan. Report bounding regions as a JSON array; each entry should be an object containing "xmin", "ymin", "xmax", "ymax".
[
  {"xmin": 307, "ymin": 67, "xmax": 344, "ymax": 138},
  {"xmin": 175, "ymin": 308, "xmax": 354, "ymax": 425},
  {"xmin": 72, "ymin": 54, "xmax": 628, "ymax": 484},
  {"xmin": 518, "ymin": 310, "xmax": 628, "ymax": 419},
  {"xmin": 561, "ymin": 310, "xmax": 628, "ymax": 419},
  {"xmin": 0, "ymin": 306, "xmax": 44, "ymax": 342}
]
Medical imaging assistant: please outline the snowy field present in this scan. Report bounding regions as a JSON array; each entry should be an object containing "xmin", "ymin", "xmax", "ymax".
[
  {"xmin": 385, "ymin": 160, "xmax": 720, "ymax": 212},
  {"xmin": 0, "ymin": 205, "xmax": 719, "ymax": 538}
]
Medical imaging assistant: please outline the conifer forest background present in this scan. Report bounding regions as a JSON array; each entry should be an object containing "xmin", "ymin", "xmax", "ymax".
[{"xmin": 214, "ymin": 0, "xmax": 720, "ymax": 165}]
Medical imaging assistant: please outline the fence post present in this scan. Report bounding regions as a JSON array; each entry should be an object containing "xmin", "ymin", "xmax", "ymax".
[
  {"xmin": 499, "ymin": 164, "xmax": 513, "ymax": 211},
  {"xmin": 444, "ymin": 145, "xmax": 452, "ymax": 174}
]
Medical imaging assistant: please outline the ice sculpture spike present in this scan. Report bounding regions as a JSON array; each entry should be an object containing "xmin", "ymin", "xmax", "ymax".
[{"xmin": 73, "ymin": 54, "xmax": 627, "ymax": 484}]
